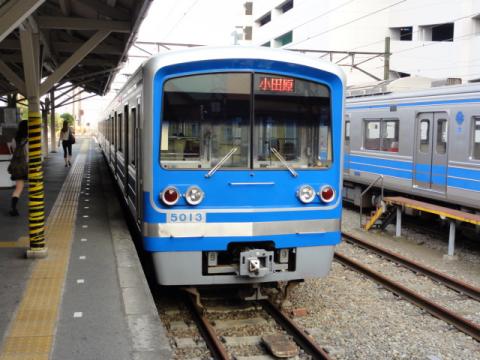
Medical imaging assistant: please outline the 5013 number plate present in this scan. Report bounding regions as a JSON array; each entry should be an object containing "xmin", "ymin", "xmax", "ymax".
[{"xmin": 167, "ymin": 211, "xmax": 206, "ymax": 223}]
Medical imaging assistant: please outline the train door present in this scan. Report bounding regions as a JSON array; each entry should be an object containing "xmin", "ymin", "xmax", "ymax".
[
  {"xmin": 344, "ymin": 115, "xmax": 350, "ymax": 174},
  {"xmin": 413, "ymin": 112, "xmax": 448, "ymax": 193}
]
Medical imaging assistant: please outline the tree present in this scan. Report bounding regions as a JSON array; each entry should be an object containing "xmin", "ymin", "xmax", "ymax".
[{"xmin": 60, "ymin": 112, "xmax": 74, "ymax": 125}]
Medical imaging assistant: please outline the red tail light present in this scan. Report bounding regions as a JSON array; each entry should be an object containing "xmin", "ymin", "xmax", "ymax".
[
  {"xmin": 319, "ymin": 185, "xmax": 335, "ymax": 203},
  {"xmin": 161, "ymin": 186, "xmax": 180, "ymax": 206}
]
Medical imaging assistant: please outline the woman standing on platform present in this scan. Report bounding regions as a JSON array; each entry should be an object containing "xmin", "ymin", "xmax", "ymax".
[
  {"xmin": 7, "ymin": 120, "xmax": 28, "ymax": 216},
  {"xmin": 58, "ymin": 120, "xmax": 74, "ymax": 167}
]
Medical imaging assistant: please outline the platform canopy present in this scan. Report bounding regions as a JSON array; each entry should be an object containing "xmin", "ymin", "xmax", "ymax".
[{"xmin": 0, "ymin": 0, "xmax": 151, "ymax": 98}]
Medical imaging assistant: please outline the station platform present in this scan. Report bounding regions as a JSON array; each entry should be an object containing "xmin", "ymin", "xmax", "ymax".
[{"xmin": 0, "ymin": 138, "xmax": 172, "ymax": 360}]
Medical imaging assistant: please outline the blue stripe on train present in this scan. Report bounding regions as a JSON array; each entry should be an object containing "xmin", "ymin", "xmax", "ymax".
[
  {"xmin": 448, "ymin": 166, "xmax": 480, "ymax": 180},
  {"xmin": 348, "ymin": 154, "xmax": 412, "ymax": 170},
  {"xmin": 144, "ymin": 231, "xmax": 341, "ymax": 252},
  {"xmin": 448, "ymin": 177, "xmax": 480, "ymax": 192},
  {"xmin": 347, "ymin": 97, "xmax": 480, "ymax": 111},
  {"xmin": 345, "ymin": 154, "xmax": 480, "ymax": 190}
]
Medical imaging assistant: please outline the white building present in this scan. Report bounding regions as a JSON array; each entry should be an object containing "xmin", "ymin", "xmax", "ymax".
[{"xmin": 248, "ymin": 0, "xmax": 480, "ymax": 85}]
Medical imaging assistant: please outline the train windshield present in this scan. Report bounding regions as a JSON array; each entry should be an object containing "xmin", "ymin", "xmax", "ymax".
[{"xmin": 161, "ymin": 72, "xmax": 331, "ymax": 170}]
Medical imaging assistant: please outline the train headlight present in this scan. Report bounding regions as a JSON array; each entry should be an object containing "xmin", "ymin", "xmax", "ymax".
[
  {"xmin": 319, "ymin": 185, "xmax": 335, "ymax": 203},
  {"xmin": 185, "ymin": 186, "xmax": 204, "ymax": 206},
  {"xmin": 161, "ymin": 186, "xmax": 180, "ymax": 206},
  {"xmin": 297, "ymin": 185, "xmax": 316, "ymax": 204}
]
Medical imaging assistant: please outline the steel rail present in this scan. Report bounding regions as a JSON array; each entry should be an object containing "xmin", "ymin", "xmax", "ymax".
[
  {"xmin": 184, "ymin": 295, "xmax": 230, "ymax": 360},
  {"xmin": 260, "ymin": 300, "xmax": 333, "ymax": 360},
  {"xmin": 342, "ymin": 232, "xmax": 480, "ymax": 301},
  {"xmin": 334, "ymin": 252, "xmax": 480, "ymax": 342}
]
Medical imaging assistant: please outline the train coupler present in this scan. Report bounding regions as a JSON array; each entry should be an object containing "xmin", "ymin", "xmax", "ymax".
[{"xmin": 239, "ymin": 249, "xmax": 274, "ymax": 278}]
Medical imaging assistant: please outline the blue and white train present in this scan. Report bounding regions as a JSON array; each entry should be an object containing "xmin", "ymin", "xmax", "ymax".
[
  {"xmin": 97, "ymin": 46, "xmax": 345, "ymax": 286},
  {"xmin": 343, "ymin": 83, "xmax": 480, "ymax": 212}
]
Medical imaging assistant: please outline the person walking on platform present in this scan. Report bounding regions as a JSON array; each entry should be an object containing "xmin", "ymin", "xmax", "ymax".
[
  {"xmin": 58, "ymin": 120, "xmax": 75, "ymax": 167},
  {"xmin": 7, "ymin": 120, "xmax": 28, "ymax": 216}
]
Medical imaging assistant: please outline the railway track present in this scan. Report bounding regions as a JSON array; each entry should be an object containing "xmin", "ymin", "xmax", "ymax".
[
  {"xmin": 337, "ymin": 232, "xmax": 480, "ymax": 342},
  {"xmin": 160, "ymin": 291, "xmax": 332, "ymax": 360}
]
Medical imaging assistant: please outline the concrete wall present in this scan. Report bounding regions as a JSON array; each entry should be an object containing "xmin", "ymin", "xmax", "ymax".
[{"xmin": 251, "ymin": 0, "xmax": 480, "ymax": 85}]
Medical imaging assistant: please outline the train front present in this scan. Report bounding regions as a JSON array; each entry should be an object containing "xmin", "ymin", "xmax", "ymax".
[{"xmin": 142, "ymin": 48, "xmax": 344, "ymax": 286}]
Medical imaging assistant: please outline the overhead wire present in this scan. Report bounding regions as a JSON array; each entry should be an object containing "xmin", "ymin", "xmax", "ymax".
[
  {"xmin": 162, "ymin": 0, "xmax": 202, "ymax": 41},
  {"xmin": 285, "ymin": 0, "xmax": 408, "ymax": 48},
  {"xmin": 285, "ymin": 0, "xmax": 359, "ymax": 36}
]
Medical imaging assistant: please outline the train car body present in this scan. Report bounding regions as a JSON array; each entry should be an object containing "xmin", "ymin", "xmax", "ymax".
[
  {"xmin": 98, "ymin": 46, "xmax": 345, "ymax": 286},
  {"xmin": 344, "ymin": 84, "xmax": 480, "ymax": 211}
]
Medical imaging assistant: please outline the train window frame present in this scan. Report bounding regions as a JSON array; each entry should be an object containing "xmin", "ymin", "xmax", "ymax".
[
  {"xmin": 113, "ymin": 112, "xmax": 117, "ymax": 146},
  {"xmin": 159, "ymin": 71, "xmax": 333, "ymax": 171},
  {"xmin": 436, "ymin": 118, "xmax": 448, "ymax": 155},
  {"xmin": 117, "ymin": 113, "xmax": 123, "ymax": 152},
  {"xmin": 161, "ymin": 72, "xmax": 252, "ymax": 170},
  {"xmin": 472, "ymin": 116, "xmax": 480, "ymax": 160},
  {"xmin": 253, "ymin": 73, "xmax": 332, "ymax": 170},
  {"xmin": 363, "ymin": 120, "xmax": 381, "ymax": 151},
  {"xmin": 363, "ymin": 118, "xmax": 399, "ymax": 153},
  {"xmin": 129, "ymin": 107, "xmax": 137, "ymax": 166},
  {"xmin": 419, "ymin": 119, "xmax": 430, "ymax": 153},
  {"xmin": 345, "ymin": 120, "xmax": 350, "ymax": 146}
]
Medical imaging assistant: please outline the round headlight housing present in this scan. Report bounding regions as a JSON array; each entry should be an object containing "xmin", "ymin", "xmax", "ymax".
[
  {"xmin": 297, "ymin": 185, "xmax": 316, "ymax": 204},
  {"xmin": 319, "ymin": 185, "xmax": 335, "ymax": 203},
  {"xmin": 185, "ymin": 186, "xmax": 204, "ymax": 206},
  {"xmin": 161, "ymin": 186, "xmax": 180, "ymax": 206}
]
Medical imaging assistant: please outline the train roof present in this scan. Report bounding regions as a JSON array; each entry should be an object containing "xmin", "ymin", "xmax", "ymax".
[
  {"xmin": 347, "ymin": 82, "xmax": 480, "ymax": 106},
  {"xmin": 103, "ymin": 46, "xmax": 345, "ymax": 116},
  {"xmin": 141, "ymin": 46, "xmax": 346, "ymax": 84}
]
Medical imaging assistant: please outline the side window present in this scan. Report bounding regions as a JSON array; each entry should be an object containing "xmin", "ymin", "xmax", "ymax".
[
  {"xmin": 473, "ymin": 117, "xmax": 480, "ymax": 160},
  {"xmin": 436, "ymin": 118, "xmax": 447, "ymax": 154},
  {"xmin": 129, "ymin": 108, "xmax": 136, "ymax": 165},
  {"xmin": 118, "ymin": 113, "xmax": 123, "ymax": 151},
  {"xmin": 345, "ymin": 120, "xmax": 350, "ymax": 146},
  {"xmin": 419, "ymin": 119, "xmax": 430, "ymax": 153},
  {"xmin": 113, "ymin": 113, "xmax": 117, "ymax": 146},
  {"xmin": 364, "ymin": 120, "xmax": 381, "ymax": 150},
  {"xmin": 381, "ymin": 120, "xmax": 399, "ymax": 152}
]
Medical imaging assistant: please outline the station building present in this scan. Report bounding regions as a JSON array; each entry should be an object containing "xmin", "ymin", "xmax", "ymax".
[{"xmin": 243, "ymin": 0, "xmax": 480, "ymax": 85}]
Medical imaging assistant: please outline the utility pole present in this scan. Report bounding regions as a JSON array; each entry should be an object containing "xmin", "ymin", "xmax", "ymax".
[{"xmin": 384, "ymin": 36, "xmax": 391, "ymax": 81}]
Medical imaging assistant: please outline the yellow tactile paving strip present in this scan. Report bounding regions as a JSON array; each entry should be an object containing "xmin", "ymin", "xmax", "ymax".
[
  {"xmin": 0, "ymin": 141, "xmax": 89, "ymax": 360},
  {"xmin": 0, "ymin": 237, "xmax": 29, "ymax": 248}
]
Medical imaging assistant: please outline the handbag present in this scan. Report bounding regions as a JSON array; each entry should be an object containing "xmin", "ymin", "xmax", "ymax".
[
  {"xmin": 68, "ymin": 129, "xmax": 76, "ymax": 144},
  {"xmin": 8, "ymin": 140, "xmax": 28, "ymax": 179}
]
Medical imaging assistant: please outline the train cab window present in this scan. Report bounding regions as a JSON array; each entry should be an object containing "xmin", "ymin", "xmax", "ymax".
[
  {"xmin": 473, "ymin": 117, "xmax": 480, "ymax": 160},
  {"xmin": 436, "ymin": 118, "xmax": 447, "ymax": 154},
  {"xmin": 253, "ymin": 74, "xmax": 332, "ymax": 168},
  {"xmin": 161, "ymin": 72, "xmax": 332, "ymax": 170},
  {"xmin": 161, "ymin": 73, "xmax": 250, "ymax": 169},
  {"xmin": 419, "ymin": 119, "xmax": 430, "ymax": 153}
]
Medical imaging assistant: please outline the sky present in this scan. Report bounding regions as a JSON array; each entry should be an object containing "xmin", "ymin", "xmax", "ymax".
[{"xmin": 67, "ymin": 0, "xmax": 246, "ymax": 125}]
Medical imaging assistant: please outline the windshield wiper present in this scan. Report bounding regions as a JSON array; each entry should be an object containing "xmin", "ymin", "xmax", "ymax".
[
  {"xmin": 205, "ymin": 147, "xmax": 238, "ymax": 178},
  {"xmin": 270, "ymin": 147, "xmax": 298, "ymax": 177}
]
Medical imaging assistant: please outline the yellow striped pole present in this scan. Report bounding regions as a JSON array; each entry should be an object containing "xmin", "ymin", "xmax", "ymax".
[{"xmin": 27, "ymin": 110, "xmax": 47, "ymax": 256}]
